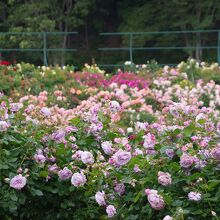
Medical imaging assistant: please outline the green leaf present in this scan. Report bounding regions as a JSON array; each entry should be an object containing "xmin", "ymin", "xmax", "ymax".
[
  {"xmin": 207, "ymin": 180, "xmax": 220, "ymax": 191},
  {"xmin": 32, "ymin": 189, "xmax": 43, "ymax": 196},
  {"xmin": 10, "ymin": 194, "xmax": 18, "ymax": 202},
  {"xmin": 39, "ymin": 171, "xmax": 48, "ymax": 178}
]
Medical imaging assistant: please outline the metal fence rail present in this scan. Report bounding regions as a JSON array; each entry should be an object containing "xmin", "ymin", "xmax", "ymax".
[
  {"xmin": 0, "ymin": 30, "xmax": 220, "ymax": 68},
  {"xmin": 0, "ymin": 32, "xmax": 78, "ymax": 66},
  {"xmin": 99, "ymin": 30, "xmax": 220, "ymax": 67}
]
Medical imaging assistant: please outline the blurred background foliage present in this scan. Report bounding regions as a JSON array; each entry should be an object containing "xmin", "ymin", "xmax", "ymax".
[{"xmin": 0, "ymin": 0, "xmax": 220, "ymax": 69}]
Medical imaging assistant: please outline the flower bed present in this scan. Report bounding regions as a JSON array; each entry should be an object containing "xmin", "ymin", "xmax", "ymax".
[{"xmin": 0, "ymin": 61, "xmax": 220, "ymax": 219}]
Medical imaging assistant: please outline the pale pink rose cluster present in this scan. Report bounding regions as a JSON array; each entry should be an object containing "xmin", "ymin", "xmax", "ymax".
[
  {"xmin": 145, "ymin": 189, "xmax": 165, "ymax": 210},
  {"xmin": 95, "ymin": 191, "xmax": 117, "ymax": 218},
  {"xmin": 80, "ymin": 151, "xmax": 94, "ymax": 164}
]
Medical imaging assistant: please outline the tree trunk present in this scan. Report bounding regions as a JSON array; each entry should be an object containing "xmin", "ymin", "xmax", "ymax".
[{"xmin": 195, "ymin": 32, "xmax": 202, "ymax": 61}]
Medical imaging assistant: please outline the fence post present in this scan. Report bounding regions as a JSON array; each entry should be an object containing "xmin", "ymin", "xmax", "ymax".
[
  {"xmin": 43, "ymin": 32, "xmax": 48, "ymax": 66},
  {"xmin": 129, "ymin": 33, "xmax": 133, "ymax": 63},
  {"xmin": 218, "ymin": 30, "xmax": 220, "ymax": 65}
]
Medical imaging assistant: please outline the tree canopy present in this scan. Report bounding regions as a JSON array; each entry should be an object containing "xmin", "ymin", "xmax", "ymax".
[{"xmin": 0, "ymin": 0, "xmax": 220, "ymax": 67}]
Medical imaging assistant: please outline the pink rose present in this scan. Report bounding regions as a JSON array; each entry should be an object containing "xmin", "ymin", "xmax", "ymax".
[
  {"xmin": 71, "ymin": 172, "xmax": 87, "ymax": 187},
  {"xmin": 180, "ymin": 154, "xmax": 194, "ymax": 168},
  {"xmin": 112, "ymin": 150, "xmax": 131, "ymax": 166},
  {"xmin": 212, "ymin": 147, "xmax": 220, "ymax": 161},
  {"xmin": 58, "ymin": 167, "xmax": 72, "ymax": 180},
  {"xmin": 188, "ymin": 192, "xmax": 202, "ymax": 201},
  {"xmin": 158, "ymin": 171, "xmax": 172, "ymax": 186},
  {"xmin": 10, "ymin": 174, "xmax": 27, "ymax": 190},
  {"xmin": 81, "ymin": 151, "xmax": 94, "ymax": 164},
  {"xmin": 143, "ymin": 133, "xmax": 156, "ymax": 149},
  {"xmin": 34, "ymin": 153, "xmax": 46, "ymax": 164},
  {"xmin": 145, "ymin": 189, "xmax": 165, "ymax": 210},
  {"xmin": 106, "ymin": 205, "xmax": 117, "ymax": 218},
  {"xmin": 114, "ymin": 183, "xmax": 125, "ymax": 196},
  {"xmin": 101, "ymin": 141, "xmax": 114, "ymax": 155},
  {"xmin": 40, "ymin": 107, "xmax": 51, "ymax": 117},
  {"xmin": 95, "ymin": 191, "xmax": 106, "ymax": 206}
]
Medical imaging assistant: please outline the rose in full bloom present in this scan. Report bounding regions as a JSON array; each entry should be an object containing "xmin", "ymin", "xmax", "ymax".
[
  {"xmin": 112, "ymin": 150, "xmax": 131, "ymax": 166},
  {"xmin": 180, "ymin": 154, "xmax": 194, "ymax": 168},
  {"xmin": 106, "ymin": 205, "xmax": 117, "ymax": 218},
  {"xmin": 158, "ymin": 171, "xmax": 172, "ymax": 186},
  {"xmin": 81, "ymin": 151, "xmax": 94, "ymax": 164},
  {"xmin": 71, "ymin": 172, "xmax": 87, "ymax": 187},
  {"xmin": 101, "ymin": 141, "xmax": 114, "ymax": 155},
  {"xmin": 188, "ymin": 192, "xmax": 202, "ymax": 201},
  {"xmin": 58, "ymin": 167, "xmax": 73, "ymax": 180},
  {"xmin": 95, "ymin": 191, "xmax": 106, "ymax": 206},
  {"xmin": 145, "ymin": 189, "xmax": 165, "ymax": 210},
  {"xmin": 10, "ymin": 174, "xmax": 27, "ymax": 190}
]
